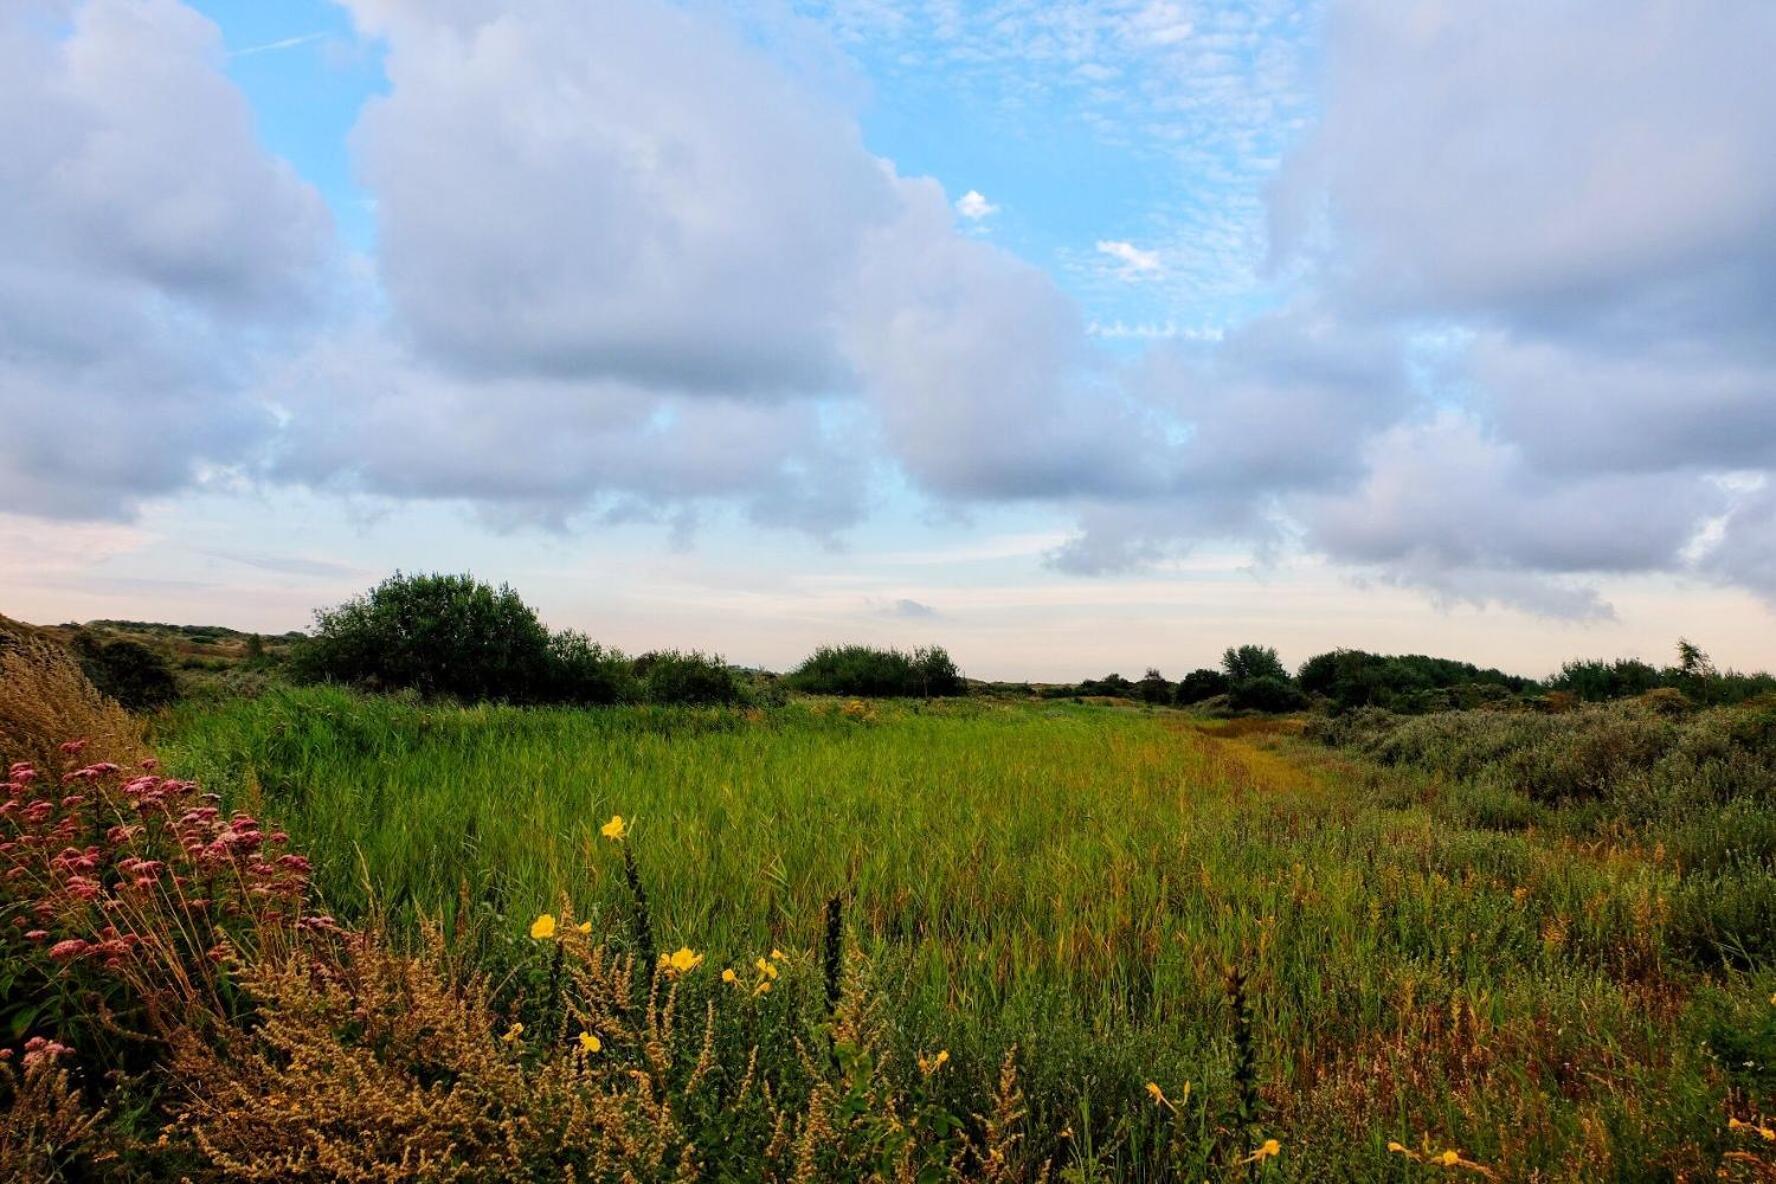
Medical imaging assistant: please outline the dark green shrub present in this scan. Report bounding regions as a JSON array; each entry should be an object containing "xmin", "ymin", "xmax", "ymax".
[
  {"xmin": 1136, "ymin": 668, "xmax": 1172, "ymax": 705},
  {"xmin": 635, "ymin": 650, "xmax": 742, "ymax": 706},
  {"xmin": 785, "ymin": 644, "xmax": 965, "ymax": 698},
  {"xmin": 545, "ymin": 630, "xmax": 639, "ymax": 705},
  {"xmin": 1226, "ymin": 675, "xmax": 1306, "ymax": 713},
  {"xmin": 71, "ymin": 633, "xmax": 179, "ymax": 711},
  {"xmin": 1175, "ymin": 668, "xmax": 1228, "ymax": 705},
  {"xmin": 290, "ymin": 572, "xmax": 556, "ymax": 702},
  {"xmin": 1075, "ymin": 672, "xmax": 1135, "ymax": 698}
]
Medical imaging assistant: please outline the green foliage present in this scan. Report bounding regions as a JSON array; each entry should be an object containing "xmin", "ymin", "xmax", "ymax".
[
  {"xmin": 1174, "ymin": 668, "xmax": 1229, "ymax": 705},
  {"xmin": 1216, "ymin": 645, "xmax": 1304, "ymax": 713},
  {"xmin": 1224, "ymin": 674, "xmax": 1306, "ymax": 713},
  {"xmin": 785, "ymin": 643, "xmax": 965, "ymax": 698},
  {"xmin": 634, "ymin": 649, "xmax": 742, "ymax": 706},
  {"xmin": 1135, "ymin": 667, "xmax": 1172, "ymax": 705},
  {"xmin": 543, "ymin": 629, "xmax": 638, "ymax": 705},
  {"xmin": 290, "ymin": 572, "xmax": 555, "ymax": 701},
  {"xmin": 71, "ymin": 633, "xmax": 179, "ymax": 711},
  {"xmin": 155, "ymin": 687, "xmax": 1771, "ymax": 1178},
  {"xmin": 1550, "ymin": 639, "xmax": 1776, "ymax": 707},
  {"xmin": 1297, "ymin": 648, "xmax": 1528, "ymax": 713},
  {"xmin": 1220, "ymin": 644, "xmax": 1287, "ymax": 684}
]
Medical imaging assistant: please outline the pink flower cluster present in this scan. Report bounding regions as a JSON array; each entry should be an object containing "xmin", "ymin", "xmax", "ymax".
[{"xmin": 2, "ymin": 750, "xmax": 337, "ymax": 973}]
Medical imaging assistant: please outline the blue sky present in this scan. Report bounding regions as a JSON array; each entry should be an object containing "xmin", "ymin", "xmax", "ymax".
[{"xmin": 3, "ymin": 0, "xmax": 1774, "ymax": 678}]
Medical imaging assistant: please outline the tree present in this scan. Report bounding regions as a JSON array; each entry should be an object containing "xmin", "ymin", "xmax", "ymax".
[
  {"xmin": 1676, "ymin": 638, "xmax": 1716, "ymax": 680},
  {"xmin": 1222, "ymin": 645, "xmax": 1288, "ymax": 684}
]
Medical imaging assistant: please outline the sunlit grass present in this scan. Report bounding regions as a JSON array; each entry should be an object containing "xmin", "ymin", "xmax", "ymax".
[{"xmin": 156, "ymin": 686, "xmax": 1773, "ymax": 1179}]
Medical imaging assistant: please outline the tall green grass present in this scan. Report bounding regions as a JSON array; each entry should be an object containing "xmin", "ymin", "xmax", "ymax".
[{"xmin": 155, "ymin": 686, "xmax": 1773, "ymax": 1179}]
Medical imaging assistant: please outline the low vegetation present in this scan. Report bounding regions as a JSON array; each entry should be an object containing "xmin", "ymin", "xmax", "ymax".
[
  {"xmin": 3, "ymin": 583, "xmax": 1774, "ymax": 1180},
  {"xmin": 785, "ymin": 643, "xmax": 966, "ymax": 698}
]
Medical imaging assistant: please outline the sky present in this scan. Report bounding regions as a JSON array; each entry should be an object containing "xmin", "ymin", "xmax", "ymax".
[{"xmin": 2, "ymin": 0, "xmax": 1774, "ymax": 681}]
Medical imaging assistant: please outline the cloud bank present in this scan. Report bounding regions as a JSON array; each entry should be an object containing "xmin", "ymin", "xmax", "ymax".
[{"xmin": 2, "ymin": 0, "xmax": 1773, "ymax": 621}]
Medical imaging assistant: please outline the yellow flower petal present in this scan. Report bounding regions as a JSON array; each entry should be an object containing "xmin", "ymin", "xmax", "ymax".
[
  {"xmin": 529, "ymin": 914, "xmax": 556, "ymax": 940},
  {"xmin": 577, "ymin": 1031, "xmax": 602, "ymax": 1054},
  {"xmin": 722, "ymin": 968, "xmax": 738, "ymax": 984},
  {"xmin": 667, "ymin": 946, "xmax": 703, "ymax": 974},
  {"xmin": 600, "ymin": 814, "xmax": 628, "ymax": 841},
  {"xmin": 576, "ymin": 920, "xmax": 592, "ymax": 934}
]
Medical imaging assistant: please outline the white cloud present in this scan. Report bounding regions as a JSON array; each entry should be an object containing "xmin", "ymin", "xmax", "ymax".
[
  {"xmin": 954, "ymin": 189, "xmax": 998, "ymax": 220},
  {"xmin": 1095, "ymin": 239, "xmax": 1163, "ymax": 279},
  {"xmin": 0, "ymin": 0, "xmax": 330, "ymax": 519}
]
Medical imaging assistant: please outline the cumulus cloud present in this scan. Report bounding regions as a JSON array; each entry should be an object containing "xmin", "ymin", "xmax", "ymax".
[
  {"xmin": 955, "ymin": 190, "xmax": 998, "ymax": 220},
  {"xmin": 280, "ymin": 0, "xmax": 1174, "ymax": 524},
  {"xmin": 7, "ymin": 0, "xmax": 1775, "ymax": 627},
  {"xmin": 1303, "ymin": 415, "xmax": 1723, "ymax": 615},
  {"xmin": 0, "ymin": 0, "xmax": 330, "ymax": 518},
  {"xmin": 1264, "ymin": 0, "xmax": 1776, "ymax": 611}
]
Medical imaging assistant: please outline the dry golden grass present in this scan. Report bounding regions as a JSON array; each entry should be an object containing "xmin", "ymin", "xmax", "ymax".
[{"xmin": 0, "ymin": 614, "xmax": 145, "ymax": 769}]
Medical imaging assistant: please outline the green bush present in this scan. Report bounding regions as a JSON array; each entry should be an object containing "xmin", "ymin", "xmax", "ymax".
[
  {"xmin": 785, "ymin": 644, "xmax": 965, "ymax": 698},
  {"xmin": 634, "ymin": 650, "xmax": 742, "ymax": 706},
  {"xmin": 1224, "ymin": 674, "xmax": 1306, "ymax": 713},
  {"xmin": 544, "ymin": 630, "xmax": 639, "ymax": 705},
  {"xmin": 71, "ymin": 633, "xmax": 179, "ymax": 711},
  {"xmin": 290, "ymin": 572, "xmax": 651, "ymax": 707},
  {"xmin": 1135, "ymin": 668, "xmax": 1172, "ymax": 705},
  {"xmin": 1174, "ymin": 668, "xmax": 1227, "ymax": 705},
  {"xmin": 1297, "ymin": 648, "xmax": 1528, "ymax": 713}
]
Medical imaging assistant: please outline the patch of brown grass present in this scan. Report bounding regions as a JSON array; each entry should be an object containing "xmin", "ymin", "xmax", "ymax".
[{"xmin": 0, "ymin": 615, "xmax": 145, "ymax": 769}]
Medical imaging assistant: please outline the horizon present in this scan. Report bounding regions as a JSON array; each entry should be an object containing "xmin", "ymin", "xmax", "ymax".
[{"xmin": 5, "ymin": 0, "xmax": 1774, "ymax": 681}]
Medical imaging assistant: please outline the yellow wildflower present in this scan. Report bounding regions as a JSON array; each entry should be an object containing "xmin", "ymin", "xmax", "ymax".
[
  {"xmin": 577, "ymin": 1031, "xmax": 602, "ymax": 1054},
  {"xmin": 529, "ymin": 914, "xmax": 556, "ymax": 940},
  {"xmin": 918, "ymin": 1049, "xmax": 950, "ymax": 1075},
  {"xmin": 1145, "ymin": 1081, "xmax": 1175, "ymax": 1112},
  {"xmin": 1387, "ymin": 1142, "xmax": 1409, "ymax": 1155},
  {"xmin": 1238, "ymin": 1138, "xmax": 1280, "ymax": 1165},
  {"xmin": 753, "ymin": 979, "xmax": 772, "ymax": 997},
  {"xmin": 576, "ymin": 920, "xmax": 592, "ymax": 934},
  {"xmin": 722, "ymin": 968, "xmax": 738, "ymax": 984},
  {"xmin": 501, "ymin": 1023, "xmax": 524, "ymax": 1043},
  {"xmin": 755, "ymin": 956, "xmax": 779, "ymax": 980},
  {"xmin": 770, "ymin": 948, "xmax": 786, "ymax": 961},
  {"xmin": 663, "ymin": 946, "xmax": 703, "ymax": 975},
  {"xmin": 601, "ymin": 814, "xmax": 628, "ymax": 841},
  {"xmin": 1730, "ymin": 1117, "xmax": 1776, "ymax": 1142}
]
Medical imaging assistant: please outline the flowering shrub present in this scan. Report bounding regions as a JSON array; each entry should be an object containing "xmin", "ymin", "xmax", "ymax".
[{"xmin": 0, "ymin": 745, "xmax": 334, "ymax": 1071}]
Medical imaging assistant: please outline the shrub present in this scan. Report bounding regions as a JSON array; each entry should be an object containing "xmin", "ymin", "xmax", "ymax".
[
  {"xmin": 290, "ymin": 572, "xmax": 555, "ymax": 702},
  {"xmin": 1175, "ymin": 668, "xmax": 1228, "ymax": 705},
  {"xmin": 1224, "ymin": 675, "xmax": 1306, "ymax": 714},
  {"xmin": 71, "ymin": 633, "xmax": 179, "ymax": 711},
  {"xmin": 543, "ymin": 630, "xmax": 639, "ymax": 705},
  {"xmin": 0, "ymin": 752, "xmax": 330, "ymax": 1083},
  {"xmin": 786, "ymin": 644, "xmax": 965, "ymax": 698},
  {"xmin": 634, "ymin": 650, "xmax": 741, "ymax": 706},
  {"xmin": 1136, "ymin": 668, "xmax": 1172, "ymax": 705},
  {"xmin": 1297, "ymin": 648, "xmax": 1528, "ymax": 713}
]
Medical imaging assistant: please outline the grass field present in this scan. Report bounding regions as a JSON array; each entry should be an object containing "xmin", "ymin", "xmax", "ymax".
[{"xmin": 150, "ymin": 686, "xmax": 1776, "ymax": 1180}]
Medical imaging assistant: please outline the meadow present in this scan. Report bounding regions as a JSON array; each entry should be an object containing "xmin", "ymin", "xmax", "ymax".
[{"xmin": 140, "ymin": 684, "xmax": 1776, "ymax": 1180}]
